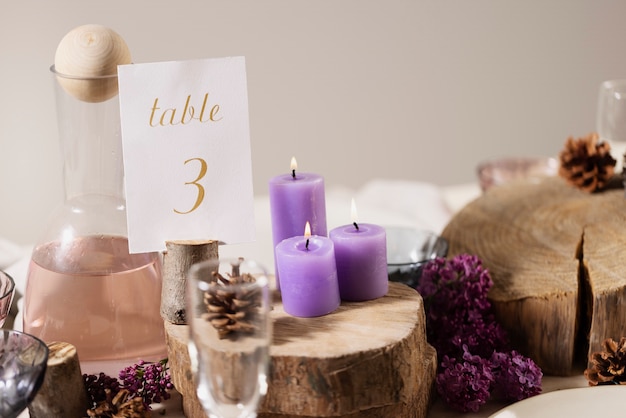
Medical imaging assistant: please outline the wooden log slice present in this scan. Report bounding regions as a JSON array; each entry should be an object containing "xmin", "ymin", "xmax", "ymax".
[
  {"xmin": 165, "ymin": 282, "xmax": 437, "ymax": 417},
  {"xmin": 442, "ymin": 176, "xmax": 626, "ymax": 376},
  {"xmin": 28, "ymin": 341, "xmax": 89, "ymax": 418}
]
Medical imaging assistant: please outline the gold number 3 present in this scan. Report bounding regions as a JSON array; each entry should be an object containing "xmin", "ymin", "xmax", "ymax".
[{"xmin": 174, "ymin": 157, "xmax": 208, "ymax": 214}]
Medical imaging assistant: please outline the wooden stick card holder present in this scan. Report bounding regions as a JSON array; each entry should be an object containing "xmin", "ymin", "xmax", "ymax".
[{"xmin": 160, "ymin": 239, "xmax": 219, "ymax": 325}]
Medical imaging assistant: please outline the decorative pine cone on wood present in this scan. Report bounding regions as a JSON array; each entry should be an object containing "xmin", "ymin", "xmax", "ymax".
[
  {"xmin": 584, "ymin": 337, "xmax": 626, "ymax": 386},
  {"xmin": 202, "ymin": 260, "xmax": 261, "ymax": 339},
  {"xmin": 558, "ymin": 132, "xmax": 616, "ymax": 192}
]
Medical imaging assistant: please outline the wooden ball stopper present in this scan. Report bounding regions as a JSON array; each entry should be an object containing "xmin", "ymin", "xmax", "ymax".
[{"xmin": 54, "ymin": 24, "xmax": 131, "ymax": 103}]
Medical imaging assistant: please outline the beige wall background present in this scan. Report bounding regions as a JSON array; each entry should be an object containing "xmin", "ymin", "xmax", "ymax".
[{"xmin": 2, "ymin": 0, "xmax": 626, "ymax": 245}]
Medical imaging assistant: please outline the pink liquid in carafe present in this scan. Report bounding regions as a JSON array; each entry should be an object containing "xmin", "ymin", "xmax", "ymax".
[{"xmin": 23, "ymin": 235, "xmax": 166, "ymax": 374}]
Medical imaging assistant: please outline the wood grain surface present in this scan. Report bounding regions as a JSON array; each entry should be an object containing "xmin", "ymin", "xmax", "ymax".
[
  {"xmin": 442, "ymin": 176, "xmax": 626, "ymax": 375},
  {"xmin": 166, "ymin": 281, "xmax": 437, "ymax": 417}
]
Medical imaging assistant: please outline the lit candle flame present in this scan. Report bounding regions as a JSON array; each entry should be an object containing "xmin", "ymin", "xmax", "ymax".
[
  {"xmin": 351, "ymin": 198, "xmax": 359, "ymax": 230},
  {"xmin": 290, "ymin": 156, "xmax": 298, "ymax": 178},
  {"xmin": 304, "ymin": 221, "xmax": 311, "ymax": 250}
]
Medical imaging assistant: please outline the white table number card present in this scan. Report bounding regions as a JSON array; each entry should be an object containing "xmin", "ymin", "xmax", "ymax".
[{"xmin": 118, "ymin": 57, "xmax": 255, "ymax": 253}]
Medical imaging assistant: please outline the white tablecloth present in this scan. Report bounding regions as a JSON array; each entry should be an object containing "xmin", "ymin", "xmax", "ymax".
[{"xmin": 3, "ymin": 179, "xmax": 589, "ymax": 417}]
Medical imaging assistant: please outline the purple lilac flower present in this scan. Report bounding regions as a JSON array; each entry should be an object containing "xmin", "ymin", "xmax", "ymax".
[
  {"xmin": 490, "ymin": 350, "xmax": 543, "ymax": 401},
  {"xmin": 417, "ymin": 254, "xmax": 543, "ymax": 412},
  {"xmin": 119, "ymin": 359, "xmax": 174, "ymax": 408},
  {"xmin": 418, "ymin": 254, "xmax": 493, "ymax": 315},
  {"xmin": 436, "ymin": 346, "xmax": 494, "ymax": 412},
  {"xmin": 84, "ymin": 372, "xmax": 120, "ymax": 406},
  {"xmin": 418, "ymin": 255, "xmax": 509, "ymax": 359},
  {"xmin": 447, "ymin": 314, "xmax": 508, "ymax": 359}
]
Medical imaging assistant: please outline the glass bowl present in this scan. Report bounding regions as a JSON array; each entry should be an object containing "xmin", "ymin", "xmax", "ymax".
[
  {"xmin": 386, "ymin": 226, "xmax": 448, "ymax": 288},
  {"xmin": 0, "ymin": 330, "xmax": 49, "ymax": 418},
  {"xmin": 476, "ymin": 156, "xmax": 559, "ymax": 192}
]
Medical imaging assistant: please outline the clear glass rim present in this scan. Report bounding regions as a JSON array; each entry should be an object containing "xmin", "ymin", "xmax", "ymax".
[
  {"xmin": 189, "ymin": 258, "xmax": 269, "ymax": 290},
  {"xmin": 387, "ymin": 259, "xmax": 428, "ymax": 268},
  {"xmin": 50, "ymin": 64, "xmax": 118, "ymax": 81},
  {"xmin": 0, "ymin": 329, "xmax": 50, "ymax": 364},
  {"xmin": 0, "ymin": 271, "xmax": 15, "ymax": 300},
  {"xmin": 385, "ymin": 226, "xmax": 448, "ymax": 267},
  {"xmin": 476, "ymin": 156, "xmax": 559, "ymax": 172}
]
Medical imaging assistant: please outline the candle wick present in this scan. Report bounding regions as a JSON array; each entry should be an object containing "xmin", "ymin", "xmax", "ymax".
[
  {"xmin": 305, "ymin": 238, "xmax": 310, "ymax": 250},
  {"xmin": 353, "ymin": 221, "xmax": 359, "ymax": 231},
  {"xmin": 292, "ymin": 169, "xmax": 296, "ymax": 179}
]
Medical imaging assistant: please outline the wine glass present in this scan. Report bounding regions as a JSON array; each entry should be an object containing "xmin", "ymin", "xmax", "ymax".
[
  {"xmin": 187, "ymin": 258, "xmax": 272, "ymax": 418},
  {"xmin": 597, "ymin": 79, "xmax": 626, "ymax": 170},
  {"xmin": 0, "ymin": 330, "xmax": 49, "ymax": 418},
  {"xmin": 0, "ymin": 271, "xmax": 15, "ymax": 328}
]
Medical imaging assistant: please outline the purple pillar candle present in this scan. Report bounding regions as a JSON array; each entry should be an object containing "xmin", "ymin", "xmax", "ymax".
[
  {"xmin": 269, "ymin": 158, "xmax": 327, "ymax": 287},
  {"xmin": 329, "ymin": 201, "xmax": 388, "ymax": 301},
  {"xmin": 275, "ymin": 224, "xmax": 340, "ymax": 317}
]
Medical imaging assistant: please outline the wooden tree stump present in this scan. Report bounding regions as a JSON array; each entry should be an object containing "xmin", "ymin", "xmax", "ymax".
[
  {"xmin": 28, "ymin": 341, "xmax": 89, "ymax": 418},
  {"xmin": 165, "ymin": 282, "xmax": 437, "ymax": 418},
  {"xmin": 442, "ymin": 176, "xmax": 626, "ymax": 376},
  {"xmin": 161, "ymin": 240, "xmax": 219, "ymax": 324}
]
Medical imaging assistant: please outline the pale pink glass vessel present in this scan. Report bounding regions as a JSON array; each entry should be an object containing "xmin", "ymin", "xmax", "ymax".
[
  {"xmin": 22, "ymin": 67, "xmax": 166, "ymax": 375},
  {"xmin": 477, "ymin": 156, "xmax": 559, "ymax": 192}
]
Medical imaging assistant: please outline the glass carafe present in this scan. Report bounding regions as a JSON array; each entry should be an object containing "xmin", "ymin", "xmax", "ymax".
[{"xmin": 23, "ymin": 67, "xmax": 166, "ymax": 375}]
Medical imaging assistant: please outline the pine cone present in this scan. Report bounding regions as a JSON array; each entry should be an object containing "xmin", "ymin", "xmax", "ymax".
[
  {"xmin": 558, "ymin": 132, "xmax": 616, "ymax": 192},
  {"xmin": 584, "ymin": 337, "xmax": 626, "ymax": 386},
  {"xmin": 86, "ymin": 389, "xmax": 150, "ymax": 418},
  {"xmin": 202, "ymin": 261, "xmax": 261, "ymax": 339}
]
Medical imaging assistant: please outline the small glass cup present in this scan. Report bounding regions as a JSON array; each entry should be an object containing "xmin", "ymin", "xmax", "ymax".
[
  {"xmin": 386, "ymin": 227, "xmax": 448, "ymax": 288},
  {"xmin": 0, "ymin": 271, "xmax": 15, "ymax": 328},
  {"xmin": 0, "ymin": 330, "xmax": 49, "ymax": 418},
  {"xmin": 187, "ymin": 258, "xmax": 272, "ymax": 418},
  {"xmin": 597, "ymin": 79, "xmax": 626, "ymax": 171},
  {"xmin": 476, "ymin": 156, "xmax": 559, "ymax": 192}
]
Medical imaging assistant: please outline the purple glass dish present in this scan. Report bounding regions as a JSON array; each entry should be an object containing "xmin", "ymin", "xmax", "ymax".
[
  {"xmin": 0, "ymin": 271, "xmax": 15, "ymax": 328},
  {"xmin": 477, "ymin": 156, "xmax": 559, "ymax": 192},
  {"xmin": 0, "ymin": 330, "xmax": 49, "ymax": 418}
]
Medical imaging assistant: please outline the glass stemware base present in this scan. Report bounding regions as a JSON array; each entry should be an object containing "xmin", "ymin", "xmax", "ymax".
[{"xmin": 187, "ymin": 258, "xmax": 272, "ymax": 418}]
